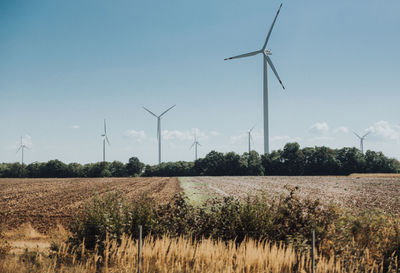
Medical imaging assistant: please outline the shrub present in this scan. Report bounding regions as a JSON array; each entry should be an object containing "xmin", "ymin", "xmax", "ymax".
[{"xmin": 68, "ymin": 187, "xmax": 400, "ymax": 271}]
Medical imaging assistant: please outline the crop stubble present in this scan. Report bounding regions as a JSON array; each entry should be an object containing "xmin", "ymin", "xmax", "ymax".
[
  {"xmin": 181, "ymin": 176, "xmax": 400, "ymax": 214},
  {"xmin": 0, "ymin": 177, "xmax": 180, "ymax": 233}
]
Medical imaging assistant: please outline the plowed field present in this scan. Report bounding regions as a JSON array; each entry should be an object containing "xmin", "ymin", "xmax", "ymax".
[
  {"xmin": 0, "ymin": 177, "xmax": 180, "ymax": 233},
  {"xmin": 180, "ymin": 176, "xmax": 400, "ymax": 214}
]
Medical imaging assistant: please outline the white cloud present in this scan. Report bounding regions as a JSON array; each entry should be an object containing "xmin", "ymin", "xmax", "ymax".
[
  {"xmin": 271, "ymin": 135, "xmax": 301, "ymax": 142},
  {"xmin": 333, "ymin": 126, "xmax": 349, "ymax": 134},
  {"xmin": 210, "ymin": 131, "xmax": 220, "ymax": 137},
  {"xmin": 163, "ymin": 130, "xmax": 192, "ymax": 141},
  {"xmin": 367, "ymin": 121, "xmax": 400, "ymax": 141},
  {"xmin": 162, "ymin": 128, "xmax": 219, "ymax": 141},
  {"xmin": 124, "ymin": 130, "xmax": 147, "ymax": 142},
  {"xmin": 229, "ymin": 133, "xmax": 246, "ymax": 144},
  {"xmin": 308, "ymin": 136, "xmax": 334, "ymax": 142},
  {"xmin": 309, "ymin": 122, "xmax": 330, "ymax": 135},
  {"xmin": 70, "ymin": 125, "xmax": 80, "ymax": 129}
]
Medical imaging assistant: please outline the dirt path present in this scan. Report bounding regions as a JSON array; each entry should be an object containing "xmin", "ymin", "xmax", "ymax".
[{"xmin": 0, "ymin": 177, "xmax": 180, "ymax": 233}]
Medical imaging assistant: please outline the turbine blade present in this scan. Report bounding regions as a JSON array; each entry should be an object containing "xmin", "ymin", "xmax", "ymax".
[
  {"xmin": 265, "ymin": 55, "xmax": 285, "ymax": 90},
  {"xmin": 362, "ymin": 132, "xmax": 371, "ymax": 138},
  {"xmin": 106, "ymin": 136, "xmax": 110, "ymax": 145},
  {"xmin": 190, "ymin": 142, "xmax": 195, "ymax": 150},
  {"xmin": 160, "ymin": 104, "xmax": 176, "ymax": 117},
  {"xmin": 16, "ymin": 146, "xmax": 21, "ymax": 153},
  {"xmin": 143, "ymin": 107, "xmax": 158, "ymax": 118},
  {"xmin": 353, "ymin": 132, "xmax": 361, "ymax": 139},
  {"xmin": 249, "ymin": 125, "xmax": 255, "ymax": 132},
  {"xmin": 262, "ymin": 3, "xmax": 283, "ymax": 50},
  {"xmin": 224, "ymin": 50, "xmax": 261, "ymax": 61}
]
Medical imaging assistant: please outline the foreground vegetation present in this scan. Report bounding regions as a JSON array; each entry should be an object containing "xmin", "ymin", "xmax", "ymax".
[
  {"xmin": 2, "ymin": 187, "xmax": 399, "ymax": 272},
  {"xmin": 2, "ymin": 234, "xmax": 398, "ymax": 273},
  {"xmin": 1, "ymin": 143, "xmax": 400, "ymax": 178}
]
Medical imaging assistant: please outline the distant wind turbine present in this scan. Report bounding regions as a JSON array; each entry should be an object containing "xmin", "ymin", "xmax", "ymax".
[
  {"xmin": 248, "ymin": 126, "xmax": 255, "ymax": 154},
  {"xmin": 224, "ymin": 3, "xmax": 285, "ymax": 155},
  {"xmin": 143, "ymin": 105, "xmax": 176, "ymax": 164},
  {"xmin": 353, "ymin": 131, "xmax": 370, "ymax": 154},
  {"xmin": 101, "ymin": 119, "xmax": 110, "ymax": 162},
  {"xmin": 16, "ymin": 136, "xmax": 28, "ymax": 165},
  {"xmin": 190, "ymin": 133, "xmax": 201, "ymax": 161}
]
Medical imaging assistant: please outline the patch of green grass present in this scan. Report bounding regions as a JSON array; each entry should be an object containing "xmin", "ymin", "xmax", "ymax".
[{"xmin": 178, "ymin": 177, "xmax": 213, "ymax": 205}]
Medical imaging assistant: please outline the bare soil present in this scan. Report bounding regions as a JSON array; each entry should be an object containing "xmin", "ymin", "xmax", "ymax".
[
  {"xmin": 0, "ymin": 177, "xmax": 180, "ymax": 233},
  {"xmin": 180, "ymin": 176, "xmax": 400, "ymax": 214}
]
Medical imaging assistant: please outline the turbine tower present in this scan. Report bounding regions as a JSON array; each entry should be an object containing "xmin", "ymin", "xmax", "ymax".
[
  {"xmin": 248, "ymin": 126, "xmax": 255, "ymax": 154},
  {"xmin": 101, "ymin": 119, "xmax": 110, "ymax": 162},
  {"xmin": 16, "ymin": 136, "xmax": 28, "ymax": 165},
  {"xmin": 224, "ymin": 3, "xmax": 285, "ymax": 154},
  {"xmin": 353, "ymin": 131, "xmax": 370, "ymax": 154},
  {"xmin": 143, "ymin": 105, "xmax": 176, "ymax": 164},
  {"xmin": 190, "ymin": 133, "xmax": 201, "ymax": 161}
]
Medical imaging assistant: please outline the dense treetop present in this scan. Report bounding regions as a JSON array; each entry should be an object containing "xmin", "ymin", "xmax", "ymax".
[{"xmin": 1, "ymin": 143, "xmax": 399, "ymax": 178}]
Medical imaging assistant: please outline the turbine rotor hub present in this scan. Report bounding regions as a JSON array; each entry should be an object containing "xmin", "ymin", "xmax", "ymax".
[{"xmin": 264, "ymin": 49, "xmax": 272, "ymax": 55}]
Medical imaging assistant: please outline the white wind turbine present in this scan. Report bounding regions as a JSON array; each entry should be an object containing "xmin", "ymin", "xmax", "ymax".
[
  {"xmin": 224, "ymin": 3, "xmax": 285, "ymax": 155},
  {"xmin": 353, "ymin": 131, "xmax": 370, "ymax": 154},
  {"xmin": 143, "ymin": 105, "xmax": 176, "ymax": 164},
  {"xmin": 190, "ymin": 133, "xmax": 201, "ymax": 161},
  {"xmin": 101, "ymin": 119, "xmax": 110, "ymax": 162},
  {"xmin": 248, "ymin": 126, "xmax": 255, "ymax": 154},
  {"xmin": 16, "ymin": 136, "xmax": 29, "ymax": 165}
]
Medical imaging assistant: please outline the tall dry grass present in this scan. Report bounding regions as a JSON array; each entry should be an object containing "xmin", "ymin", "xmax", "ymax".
[{"xmin": 1, "ymin": 234, "xmax": 398, "ymax": 273}]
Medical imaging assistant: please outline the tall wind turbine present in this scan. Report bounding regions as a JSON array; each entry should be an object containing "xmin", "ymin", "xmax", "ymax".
[
  {"xmin": 353, "ymin": 131, "xmax": 370, "ymax": 154},
  {"xmin": 190, "ymin": 133, "xmax": 201, "ymax": 161},
  {"xmin": 143, "ymin": 105, "xmax": 176, "ymax": 164},
  {"xmin": 248, "ymin": 126, "xmax": 255, "ymax": 154},
  {"xmin": 101, "ymin": 119, "xmax": 110, "ymax": 162},
  {"xmin": 224, "ymin": 3, "xmax": 285, "ymax": 154},
  {"xmin": 16, "ymin": 136, "xmax": 28, "ymax": 165}
]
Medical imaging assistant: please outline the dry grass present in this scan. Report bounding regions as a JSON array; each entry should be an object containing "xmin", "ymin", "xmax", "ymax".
[{"xmin": 1, "ymin": 234, "xmax": 398, "ymax": 273}]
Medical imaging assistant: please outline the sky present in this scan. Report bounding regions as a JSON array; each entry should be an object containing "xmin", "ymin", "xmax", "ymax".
[{"xmin": 1, "ymin": 0, "xmax": 400, "ymax": 165}]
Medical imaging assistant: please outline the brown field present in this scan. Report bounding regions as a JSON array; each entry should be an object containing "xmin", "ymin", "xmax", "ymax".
[
  {"xmin": 180, "ymin": 176, "xmax": 400, "ymax": 214},
  {"xmin": 0, "ymin": 177, "xmax": 180, "ymax": 233}
]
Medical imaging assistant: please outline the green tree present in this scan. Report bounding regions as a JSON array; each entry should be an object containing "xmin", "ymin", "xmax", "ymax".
[
  {"xmin": 43, "ymin": 160, "xmax": 68, "ymax": 178},
  {"xmin": 262, "ymin": 150, "xmax": 284, "ymax": 175},
  {"xmin": 194, "ymin": 151, "xmax": 225, "ymax": 176},
  {"xmin": 67, "ymin": 163, "xmax": 83, "ymax": 177},
  {"xmin": 110, "ymin": 161, "xmax": 127, "ymax": 177},
  {"xmin": 303, "ymin": 146, "xmax": 339, "ymax": 175},
  {"xmin": 336, "ymin": 147, "xmax": 366, "ymax": 174},
  {"xmin": 282, "ymin": 143, "xmax": 305, "ymax": 175},
  {"xmin": 242, "ymin": 151, "xmax": 264, "ymax": 176},
  {"xmin": 126, "ymin": 157, "xmax": 144, "ymax": 176}
]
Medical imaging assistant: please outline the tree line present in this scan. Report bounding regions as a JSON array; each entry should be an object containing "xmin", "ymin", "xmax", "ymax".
[{"xmin": 1, "ymin": 143, "xmax": 399, "ymax": 178}]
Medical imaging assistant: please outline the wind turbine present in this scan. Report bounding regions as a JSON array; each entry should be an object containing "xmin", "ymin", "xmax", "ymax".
[
  {"xmin": 143, "ymin": 105, "xmax": 176, "ymax": 164},
  {"xmin": 248, "ymin": 126, "xmax": 255, "ymax": 154},
  {"xmin": 224, "ymin": 3, "xmax": 285, "ymax": 155},
  {"xmin": 353, "ymin": 131, "xmax": 370, "ymax": 154},
  {"xmin": 190, "ymin": 133, "xmax": 201, "ymax": 161},
  {"xmin": 16, "ymin": 136, "xmax": 28, "ymax": 165},
  {"xmin": 101, "ymin": 119, "xmax": 110, "ymax": 162}
]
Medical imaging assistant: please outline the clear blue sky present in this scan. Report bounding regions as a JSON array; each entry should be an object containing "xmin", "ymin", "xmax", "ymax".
[{"xmin": 1, "ymin": 0, "xmax": 399, "ymax": 164}]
